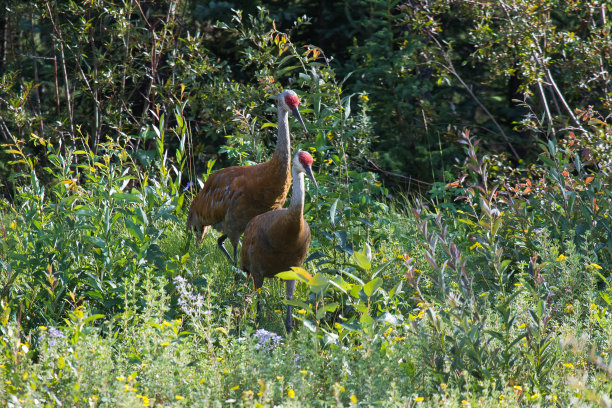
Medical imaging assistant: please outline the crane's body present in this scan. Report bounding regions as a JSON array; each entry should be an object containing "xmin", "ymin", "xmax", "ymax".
[
  {"xmin": 186, "ymin": 90, "xmax": 307, "ymax": 265},
  {"xmin": 240, "ymin": 151, "xmax": 317, "ymax": 332}
]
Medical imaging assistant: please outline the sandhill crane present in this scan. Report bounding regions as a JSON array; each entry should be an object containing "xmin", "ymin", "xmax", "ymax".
[
  {"xmin": 186, "ymin": 90, "xmax": 308, "ymax": 265},
  {"xmin": 240, "ymin": 150, "xmax": 317, "ymax": 333}
]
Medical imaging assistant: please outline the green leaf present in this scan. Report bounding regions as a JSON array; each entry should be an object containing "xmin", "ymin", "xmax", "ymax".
[
  {"xmin": 260, "ymin": 122, "xmax": 277, "ymax": 130},
  {"xmin": 276, "ymin": 267, "xmax": 312, "ymax": 283},
  {"xmin": 360, "ymin": 313, "xmax": 374, "ymax": 331},
  {"xmin": 352, "ymin": 251, "xmax": 371, "ymax": 271},
  {"xmin": 324, "ymin": 302, "xmax": 339, "ymax": 312},
  {"xmin": 308, "ymin": 273, "xmax": 329, "ymax": 293},
  {"xmin": 285, "ymin": 299, "xmax": 311, "ymax": 310},
  {"xmin": 277, "ymin": 65, "xmax": 300, "ymax": 76},
  {"xmin": 486, "ymin": 330, "xmax": 504, "ymax": 341},
  {"xmin": 112, "ymin": 193, "xmax": 141, "ymax": 203},
  {"xmin": 89, "ymin": 236, "xmax": 106, "ymax": 248},
  {"xmin": 83, "ymin": 314, "xmax": 105, "ymax": 324},
  {"xmin": 303, "ymin": 319, "xmax": 317, "ymax": 332},
  {"xmin": 353, "ymin": 303, "xmax": 368, "ymax": 314},
  {"xmin": 125, "ymin": 218, "xmax": 144, "ymax": 243},
  {"xmin": 363, "ymin": 277, "xmax": 382, "ymax": 297},
  {"xmin": 329, "ymin": 276, "xmax": 351, "ymax": 294},
  {"xmin": 329, "ymin": 198, "xmax": 339, "ymax": 226},
  {"xmin": 349, "ymin": 284, "xmax": 362, "ymax": 298},
  {"xmin": 600, "ymin": 292, "xmax": 612, "ymax": 307}
]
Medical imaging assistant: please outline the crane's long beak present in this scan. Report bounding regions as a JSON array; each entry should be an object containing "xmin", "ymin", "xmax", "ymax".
[
  {"xmin": 291, "ymin": 107, "xmax": 308, "ymax": 134},
  {"xmin": 304, "ymin": 166, "xmax": 318, "ymax": 190}
]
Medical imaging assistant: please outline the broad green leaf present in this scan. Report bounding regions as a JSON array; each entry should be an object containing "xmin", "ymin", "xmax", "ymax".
[
  {"xmin": 125, "ymin": 218, "xmax": 144, "ymax": 242},
  {"xmin": 363, "ymin": 277, "xmax": 382, "ymax": 297},
  {"xmin": 600, "ymin": 292, "xmax": 612, "ymax": 307},
  {"xmin": 349, "ymin": 284, "xmax": 362, "ymax": 298},
  {"xmin": 89, "ymin": 236, "xmax": 106, "ymax": 248},
  {"xmin": 324, "ymin": 303, "xmax": 339, "ymax": 312},
  {"xmin": 363, "ymin": 243, "xmax": 372, "ymax": 262},
  {"xmin": 308, "ymin": 273, "xmax": 329, "ymax": 293},
  {"xmin": 353, "ymin": 251, "xmax": 371, "ymax": 271},
  {"xmin": 353, "ymin": 303, "xmax": 368, "ymax": 314},
  {"xmin": 303, "ymin": 319, "xmax": 317, "ymax": 332},
  {"xmin": 285, "ymin": 299, "xmax": 310, "ymax": 310},
  {"xmin": 276, "ymin": 267, "xmax": 312, "ymax": 283},
  {"xmin": 275, "ymin": 271, "xmax": 302, "ymax": 281},
  {"xmin": 329, "ymin": 276, "xmax": 350, "ymax": 294},
  {"xmin": 360, "ymin": 313, "xmax": 374, "ymax": 330}
]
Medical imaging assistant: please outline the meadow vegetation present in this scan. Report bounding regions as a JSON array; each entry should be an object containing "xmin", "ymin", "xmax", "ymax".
[{"xmin": 1, "ymin": 1, "xmax": 611, "ymax": 406}]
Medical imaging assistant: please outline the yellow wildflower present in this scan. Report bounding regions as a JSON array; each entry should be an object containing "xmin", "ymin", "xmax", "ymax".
[
  {"xmin": 587, "ymin": 263, "xmax": 602, "ymax": 270},
  {"xmin": 469, "ymin": 242, "xmax": 483, "ymax": 250}
]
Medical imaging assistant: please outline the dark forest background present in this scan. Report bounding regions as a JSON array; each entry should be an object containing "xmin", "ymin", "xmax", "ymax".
[{"xmin": 2, "ymin": 0, "xmax": 609, "ymax": 198}]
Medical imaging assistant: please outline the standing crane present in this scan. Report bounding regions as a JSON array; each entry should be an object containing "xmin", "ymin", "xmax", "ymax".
[
  {"xmin": 240, "ymin": 150, "xmax": 317, "ymax": 333},
  {"xmin": 186, "ymin": 90, "xmax": 308, "ymax": 265}
]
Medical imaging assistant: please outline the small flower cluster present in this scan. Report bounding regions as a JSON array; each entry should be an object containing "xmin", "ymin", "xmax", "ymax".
[
  {"xmin": 39, "ymin": 326, "xmax": 66, "ymax": 347},
  {"xmin": 173, "ymin": 276, "xmax": 210, "ymax": 318},
  {"xmin": 253, "ymin": 329, "xmax": 283, "ymax": 352}
]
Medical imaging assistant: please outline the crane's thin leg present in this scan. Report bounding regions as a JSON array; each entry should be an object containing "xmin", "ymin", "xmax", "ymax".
[
  {"xmin": 255, "ymin": 284, "xmax": 263, "ymax": 328},
  {"xmin": 232, "ymin": 244, "xmax": 238, "ymax": 267},
  {"xmin": 217, "ymin": 235, "xmax": 233, "ymax": 264},
  {"xmin": 285, "ymin": 279, "xmax": 296, "ymax": 333}
]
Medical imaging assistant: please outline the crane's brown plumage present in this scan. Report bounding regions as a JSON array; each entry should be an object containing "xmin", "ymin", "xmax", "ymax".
[
  {"xmin": 240, "ymin": 150, "xmax": 317, "ymax": 332},
  {"xmin": 186, "ymin": 90, "xmax": 307, "ymax": 265}
]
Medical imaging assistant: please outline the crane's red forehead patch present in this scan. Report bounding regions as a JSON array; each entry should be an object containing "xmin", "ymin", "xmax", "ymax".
[
  {"xmin": 285, "ymin": 94, "xmax": 300, "ymax": 108},
  {"xmin": 298, "ymin": 151, "xmax": 313, "ymax": 166}
]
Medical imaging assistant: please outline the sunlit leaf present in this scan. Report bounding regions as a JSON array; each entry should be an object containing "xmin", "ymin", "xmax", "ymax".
[
  {"xmin": 308, "ymin": 273, "xmax": 329, "ymax": 293},
  {"xmin": 352, "ymin": 251, "xmax": 371, "ymax": 271},
  {"xmin": 363, "ymin": 277, "xmax": 382, "ymax": 297}
]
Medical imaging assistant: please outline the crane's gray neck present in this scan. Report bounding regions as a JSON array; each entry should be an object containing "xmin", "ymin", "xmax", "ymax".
[
  {"xmin": 274, "ymin": 107, "xmax": 291, "ymax": 166},
  {"xmin": 289, "ymin": 167, "xmax": 305, "ymax": 214}
]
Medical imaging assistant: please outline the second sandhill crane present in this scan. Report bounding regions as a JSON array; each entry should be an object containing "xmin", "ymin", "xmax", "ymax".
[
  {"xmin": 240, "ymin": 150, "xmax": 317, "ymax": 333},
  {"xmin": 186, "ymin": 90, "xmax": 308, "ymax": 265}
]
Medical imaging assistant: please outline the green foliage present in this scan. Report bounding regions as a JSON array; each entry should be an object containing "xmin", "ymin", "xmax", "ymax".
[
  {"xmin": 1, "ymin": 115, "xmax": 188, "ymax": 329},
  {"xmin": 1, "ymin": 3, "xmax": 612, "ymax": 407}
]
